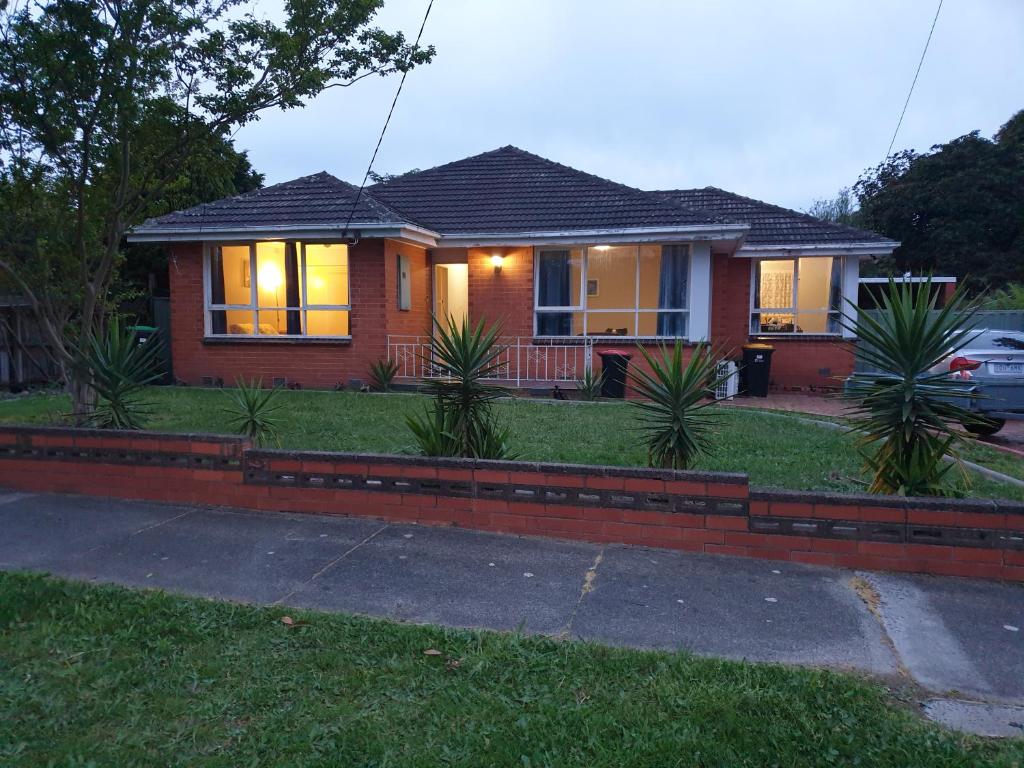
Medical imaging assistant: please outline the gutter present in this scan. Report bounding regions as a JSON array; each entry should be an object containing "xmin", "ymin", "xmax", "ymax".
[
  {"xmin": 126, "ymin": 222, "xmax": 441, "ymax": 247},
  {"xmin": 435, "ymin": 224, "xmax": 750, "ymax": 248},
  {"xmin": 735, "ymin": 242, "xmax": 899, "ymax": 258}
]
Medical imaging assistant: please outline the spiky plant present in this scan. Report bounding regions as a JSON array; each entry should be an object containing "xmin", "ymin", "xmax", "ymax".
[
  {"xmin": 406, "ymin": 315, "xmax": 515, "ymax": 459},
  {"xmin": 627, "ymin": 342, "xmax": 725, "ymax": 470},
  {"xmin": 574, "ymin": 367, "xmax": 605, "ymax": 401},
  {"xmin": 842, "ymin": 279, "xmax": 982, "ymax": 496},
  {"xmin": 368, "ymin": 358, "xmax": 399, "ymax": 391},
  {"xmin": 223, "ymin": 379, "xmax": 284, "ymax": 447},
  {"xmin": 77, "ymin": 316, "xmax": 163, "ymax": 429}
]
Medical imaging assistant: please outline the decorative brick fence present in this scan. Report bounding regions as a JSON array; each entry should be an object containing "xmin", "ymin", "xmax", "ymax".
[{"xmin": 0, "ymin": 425, "xmax": 1021, "ymax": 581}]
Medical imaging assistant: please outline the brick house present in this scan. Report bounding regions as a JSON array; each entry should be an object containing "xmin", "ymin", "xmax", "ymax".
[{"xmin": 128, "ymin": 146, "xmax": 897, "ymax": 391}]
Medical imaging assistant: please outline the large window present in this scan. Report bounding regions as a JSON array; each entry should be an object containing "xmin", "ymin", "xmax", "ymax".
[
  {"xmin": 750, "ymin": 257, "xmax": 842, "ymax": 335},
  {"xmin": 207, "ymin": 241, "xmax": 350, "ymax": 338},
  {"xmin": 534, "ymin": 245, "xmax": 690, "ymax": 338}
]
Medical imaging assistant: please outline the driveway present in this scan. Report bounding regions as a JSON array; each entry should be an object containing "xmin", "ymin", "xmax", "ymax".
[{"xmin": 1, "ymin": 489, "xmax": 1021, "ymax": 708}]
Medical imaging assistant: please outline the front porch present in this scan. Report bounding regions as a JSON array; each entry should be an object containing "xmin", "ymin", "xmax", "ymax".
[{"xmin": 387, "ymin": 335, "xmax": 595, "ymax": 387}]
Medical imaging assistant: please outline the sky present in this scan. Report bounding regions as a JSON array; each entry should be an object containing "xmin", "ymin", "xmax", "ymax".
[{"xmin": 235, "ymin": 0, "xmax": 1024, "ymax": 211}]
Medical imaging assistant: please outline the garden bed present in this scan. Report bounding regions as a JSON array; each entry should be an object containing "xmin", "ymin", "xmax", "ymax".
[{"xmin": 0, "ymin": 387, "xmax": 1021, "ymax": 501}]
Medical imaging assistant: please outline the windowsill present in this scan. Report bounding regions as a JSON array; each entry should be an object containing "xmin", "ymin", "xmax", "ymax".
[
  {"xmin": 532, "ymin": 336, "xmax": 694, "ymax": 345},
  {"xmin": 203, "ymin": 336, "xmax": 352, "ymax": 345},
  {"xmin": 749, "ymin": 333, "xmax": 849, "ymax": 340}
]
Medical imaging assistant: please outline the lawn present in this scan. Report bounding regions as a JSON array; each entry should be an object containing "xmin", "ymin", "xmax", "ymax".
[
  {"xmin": 1, "ymin": 387, "xmax": 1021, "ymax": 500},
  {"xmin": 1, "ymin": 572, "xmax": 1020, "ymax": 767}
]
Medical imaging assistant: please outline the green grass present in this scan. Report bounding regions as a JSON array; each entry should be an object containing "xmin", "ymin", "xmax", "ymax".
[
  {"xmin": 1, "ymin": 571, "xmax": 1020, "ymax": 767},
  {"xmin": 1, "ymin": 387, "xmax": 1021, "ymax": 501}
]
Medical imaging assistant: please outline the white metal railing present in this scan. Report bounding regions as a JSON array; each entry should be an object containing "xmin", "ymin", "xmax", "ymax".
[{"xmin": 387, "ymin": 336, "xmax": 594, "ymax": 386}]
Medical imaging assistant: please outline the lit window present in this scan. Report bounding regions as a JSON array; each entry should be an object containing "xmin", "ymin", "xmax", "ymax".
[
  {"xmin": 207, "ymin": 241, "xmax": 350, "ymax": 337},
  {"xmin": 534, "ymin": 245, "xmax": 689, "ymax": 338},
  {"xmin": 750, "ymin": 257, "xmax": 842, "ymax": 335}
]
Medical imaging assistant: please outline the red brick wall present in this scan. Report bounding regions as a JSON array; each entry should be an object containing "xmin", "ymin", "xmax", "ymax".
[
  {"xmin": 709, "ymin": 252, "xmax": 855, "ymax": 391},
  {"xmin": 1, "ymin": 425, "xmax": 1020, "ymax": 582},
  {"xmin": 467, "ymin": 246, "xmax": 534, "ymax": 337},
  {"xmin": 168, "ymin": 239, "xmax": 428, "ymax": 388}
]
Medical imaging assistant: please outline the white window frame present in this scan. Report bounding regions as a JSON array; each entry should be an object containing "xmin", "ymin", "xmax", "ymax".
[
  {"xmin": 748, "ymin": 256, "xmax": 843, "ymax": 337},
  {"xmin": 532, "ymin": 244, "xmax": 692, "ymax": 340},
  {"xmin": 203, "ymin": 241, "xmax": 352, "ymax": 339}
]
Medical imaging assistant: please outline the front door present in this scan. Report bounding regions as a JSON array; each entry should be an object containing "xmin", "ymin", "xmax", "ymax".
[{"xmin": 433, "ymin": 263, "xmax": 469, "ymax": 328}]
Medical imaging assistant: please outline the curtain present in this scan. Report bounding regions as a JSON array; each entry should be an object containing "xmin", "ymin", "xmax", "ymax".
[
  {"xmin": 285, "ymin": 242, "xmax": 302, "ymax": 335},
  {"xmin": 210, "ymin": 247, "xmax": 227, "ymax": 334},
  {"xmin": 656, "ymin": 245, "xmax": 689, "ymax": 336},
  {"xmin": 537, "ymin": 250, "xmax": 571, "ymax": 336},
  {"xmin": 827, "ymin": 257, "xmax": 843, "ymax": 334}
]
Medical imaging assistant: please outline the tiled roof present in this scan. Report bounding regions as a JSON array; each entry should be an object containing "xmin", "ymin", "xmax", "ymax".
[
  {"xmin": 367, "ymin": 146, "xmax": 737, "ymax": 233},
  {"xmin": 650, "ymin": 187, "xmax": 896, "ymax": 247},
  {"xmin": 134, "ymin": 172, "xmax": 411, "ymax": 232}
]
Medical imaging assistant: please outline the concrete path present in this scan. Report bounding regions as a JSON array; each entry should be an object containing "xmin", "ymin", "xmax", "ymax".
[{"xmin": 1, "ymin": 489, "xmax": 1022, "ymax": 710}]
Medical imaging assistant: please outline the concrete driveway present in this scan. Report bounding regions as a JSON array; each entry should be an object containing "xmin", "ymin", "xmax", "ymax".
[{"xmin": 1, "ymin": 489, "xmax": 1021, "ymax": 710}]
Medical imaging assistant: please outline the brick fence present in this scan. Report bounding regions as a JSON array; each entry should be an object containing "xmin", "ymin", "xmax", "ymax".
[{"xmin": 0, "ymin": 425, "xmax": 1021, "ymax": 581}]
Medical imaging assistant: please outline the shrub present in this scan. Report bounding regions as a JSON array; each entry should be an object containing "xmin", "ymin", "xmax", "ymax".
[
  {"xmin": 406, "ymin": 315, "xmax": 515, "ymax": 459},
  {"xmin": 77, "ymin": 316, "xmax": 163, "ymax": 429},
  {"xmin": 627, "ymin": 342, "xmax": 724, "ymax": 470},
  {"xmin": 842, "ymin": 279, "xmax": 982, "ymax": 496},
  {"xmin": 368, "ymin": 358, "xmax": 399, "ymax": 392},
  {"xmin": 574, "ymin": 367, "xmax": 605, "ymax": 401},
  {"xmin": 984, "ymin": 283, "xmax": 1024, "ymax": 310},
  {"xmin": 223, "ymin": 379, "xmax": 284, "ymax": 447}
]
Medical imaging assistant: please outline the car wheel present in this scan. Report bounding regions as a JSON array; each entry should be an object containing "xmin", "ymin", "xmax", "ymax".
[{"xmin": 964, "ymin": 418, "xmax": 1006, "ymax": 436}]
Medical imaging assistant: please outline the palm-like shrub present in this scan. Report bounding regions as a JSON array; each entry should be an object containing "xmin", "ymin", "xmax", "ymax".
[
  {"xmin": 77, "ymin": 316, "xmax": 163, "ymax": 429},
  {"xmin": 223, "ymin": 379, "xmax": 284, "ymax": 447},
  {"xmin": 368, "ymin": 358, "xmax": 399, "ymax": 391},
  {"xmin": 406, "ymin": 315, "xmax": 515, "ymax": 459},
  {"xmin": 842, "ymin": 279, "xmax": 981, "ymax": 496},
  {"xmin": 628, "ymin": 342, "xmax": 724, "ymax": 470},
  {"xmin": 574, "ymin": 367, "xmax": 605, "ymax": 401}
]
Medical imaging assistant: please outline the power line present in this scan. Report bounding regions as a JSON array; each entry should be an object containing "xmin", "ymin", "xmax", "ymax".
[
  {"xmin": 342, "ymin": 0, "xmax": 435, "ymax": 236},
  {"xmin": 883, "ymin": 0, "xmax": 944, "ymax": 162}
]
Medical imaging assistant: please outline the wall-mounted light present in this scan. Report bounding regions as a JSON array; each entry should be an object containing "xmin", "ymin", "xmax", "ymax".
[
  {"xmin": 592, "ymin": 245, "xmax": 611, "ymax": 251},
  {"xmin": 490, "ymin": 254, "xmax": 505, "ymax": 273}
]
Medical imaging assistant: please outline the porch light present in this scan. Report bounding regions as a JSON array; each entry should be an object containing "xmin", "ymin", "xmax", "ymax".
[
  {"xmin": 490, "ymin": 254, "xmax": 504, "ymax": 273},
  {"xmin": 593, "ymin": 245, "xmax": 611, "ymax": 251}
]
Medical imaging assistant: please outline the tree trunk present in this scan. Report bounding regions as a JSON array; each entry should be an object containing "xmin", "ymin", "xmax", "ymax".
[{"xmin": 68, "ymin": 373, "xmax": 97, "ymax": 426}]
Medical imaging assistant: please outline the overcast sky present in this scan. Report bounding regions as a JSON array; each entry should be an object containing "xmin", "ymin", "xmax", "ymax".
[{"xmin": 235, "ymin": 0, "xmax": 1023, "ymax": 211}]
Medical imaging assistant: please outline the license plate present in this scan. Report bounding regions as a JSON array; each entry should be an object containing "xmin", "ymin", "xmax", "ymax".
[{"xmin": 991, "ymin": 363, "xmax": 1024, "ymax": 374}]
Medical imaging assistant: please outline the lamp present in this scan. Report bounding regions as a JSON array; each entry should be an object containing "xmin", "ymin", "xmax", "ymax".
[{"xmin": 490, "ymin": 254, "xmax": 504, "ymax": 273}]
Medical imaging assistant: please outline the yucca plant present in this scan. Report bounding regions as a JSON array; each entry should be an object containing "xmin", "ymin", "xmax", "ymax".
[
  {"xmin": 76, "ymin": 316, "xmax": 163, "ymax": 429},
  {"xmin": 368, "ymin": 358, "xmax": 399, "ymax": 391},
  {"xmin": 223, "ymin": 378, "xmax": 284, "ymax": 447},
  {"xmin": 627, "ymin": 342, "xmax": 725, "ymax": 470},
  {"xmin": 574, "ymin": 367, "xmax": 605, "ymax": 401},
  {"xmin": 406, "ymin": 315, "xmax": 515, "ymax": 459},
  {"xmin": 841, "ymin": 279, "xmax": 983, "ymax": 496}
]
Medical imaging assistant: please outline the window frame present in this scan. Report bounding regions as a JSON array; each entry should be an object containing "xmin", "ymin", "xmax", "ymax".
[
  {"xmin": 203, "ymin": 241, "xmax": 352, "ymax": 340},
  {"xmin": 532, "ymin": 244, "xmax": 692, "ymax": 340},
  {"xmin": 748, "ymin": 256, "xmax": 843, "ymax": 337}
]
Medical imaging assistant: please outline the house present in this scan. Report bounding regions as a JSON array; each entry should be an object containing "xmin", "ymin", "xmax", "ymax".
[{"xmin": 127, "ymin": 146, "xmax": 897, "ymax": 392}]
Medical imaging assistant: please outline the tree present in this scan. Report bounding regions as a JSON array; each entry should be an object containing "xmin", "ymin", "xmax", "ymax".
[
  {"xmin": 805, "ymin": 187, "xmax": 858, "ymax": 226},
  {"xmin": 0, "ymin": 0, "xmax": 434, "ymax": 420},
  {"xmin": 119, "ymin": 123, "xmax": 264, "ymax": 303},
  {"xmin": 853, "ymin": 110, "xmax": 1024, "ymax": 291}
]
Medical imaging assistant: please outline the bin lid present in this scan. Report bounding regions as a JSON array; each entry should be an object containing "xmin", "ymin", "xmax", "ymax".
[
  {"xmin": 743, "ymin": 343, "xmax": 774, "ymax": 351},
  {"xmin": 598, "ymin": 348, "xmax": 633, "ymax": 358},
  {"xmin": 132, "ymin": 325, "xmax": 159, "ymax": 332}
]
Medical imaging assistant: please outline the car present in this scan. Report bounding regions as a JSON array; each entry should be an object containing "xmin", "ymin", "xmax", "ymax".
[{"xmin": 929, "ymin": 328, "xmax": 1024, "ymax": 436}]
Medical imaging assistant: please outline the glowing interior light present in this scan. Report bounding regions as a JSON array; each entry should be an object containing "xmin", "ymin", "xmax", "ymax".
[{"xmin": 258, "ymin": 263, "xmax": 282, "ymax": 292}]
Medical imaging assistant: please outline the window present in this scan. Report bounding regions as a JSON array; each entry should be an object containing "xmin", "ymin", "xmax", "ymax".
[
  {"xmin": 207, "ymin": 241, "xmax": 350, "ymax": 337},
  {"xmin": 750, "ymin": 257, "xmax": 843, "ymax": 335},
  {"xmin": 534, "ymin": 245, "xmax": 690, "ymax": 338}
]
